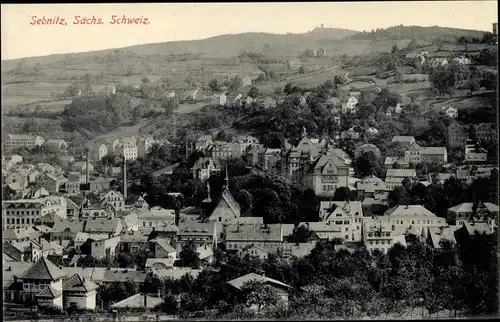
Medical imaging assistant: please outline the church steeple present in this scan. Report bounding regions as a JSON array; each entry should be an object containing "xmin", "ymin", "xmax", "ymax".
[
  {"xmin": 203, "ymin": 181, "xmax": 212, "ymax": 204},
  {"xmin": 301, "ymin": 126, "xmax": 307, "ymax": 138}
]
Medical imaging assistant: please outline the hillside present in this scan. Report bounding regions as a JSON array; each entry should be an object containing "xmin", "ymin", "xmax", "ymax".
[
  {"xmin": 348, "ymin": 25, "xmax": 488, "ymax": 42},
  {"xmin": 1, "ymin": 28, "xmax": 358, "ymax": 70}
]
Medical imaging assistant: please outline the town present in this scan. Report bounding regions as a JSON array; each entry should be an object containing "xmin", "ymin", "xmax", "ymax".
[{"xmin": 1, "ymin": 9, "xmax": 499, "ymax": 322}]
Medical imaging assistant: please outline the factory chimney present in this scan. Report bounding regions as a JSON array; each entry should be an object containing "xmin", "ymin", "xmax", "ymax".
[
  {"xmin": 86, "ymin": 148, "xmax": 90, "ymax": 184},
  {"xmin": 123, "ymin": 156, "xmax": 127, "ymax": 200}
]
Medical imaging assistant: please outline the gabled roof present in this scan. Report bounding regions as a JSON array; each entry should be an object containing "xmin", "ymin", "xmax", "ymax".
[
  {"xmin": 145, "ymin": 258, "xmax": 174, "ymax": 269},
  {"xmin": 196, "ymin": 245, "xmax": 214, "ymax": 260},
  {"xmin": 35, "ymin": 285, "xmax": 62, "ymax": 298},
  {"xmin": 227, "ymin": 273, "xmax": 292, "ymax": 291},
  {"xmin": 386, "ymin": 168, "xmax": 416, "ymax": 178},
  {"xmin": 110, "ymin": 293, "xmax": 163, "ymax": 309},
  {"xmin": 83, "ymin": 218, "xmax": 121, "ymax": 233},
  {"xmin": 448, "ymin": 202, "xmax": 499, "ymax": 214},
  {"xmin": 151, "ymin": 238, "xmax": 176, "ymax": 253},
  {"xmin": 21, "ymin": 256, "xmax": 66, "ymax": 280},
  {"xmin": 384, "ymin": 205, "xmax": 436, "ymax": 217},
  {"xmin": 63, "ymin": 274, "xmax": 98, "ymax": 292}
]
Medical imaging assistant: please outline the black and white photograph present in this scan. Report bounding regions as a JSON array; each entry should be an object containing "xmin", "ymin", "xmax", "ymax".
[{"xmin": 1, "ymin": 2, "xmax": 499, "ymax": 321}]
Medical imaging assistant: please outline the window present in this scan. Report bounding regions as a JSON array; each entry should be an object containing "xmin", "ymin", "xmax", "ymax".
[{"xmin": 345, "ymin": 235, "xmax": 349, "ymax": 240}]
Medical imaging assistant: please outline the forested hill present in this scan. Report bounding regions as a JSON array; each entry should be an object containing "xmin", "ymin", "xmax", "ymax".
[
  {"xmin": 1, "ymin": 27, "xmax": 358, "ymax": 69},
  {"xmin": 348, "ymin": 25, "xmax": 489, "ymax": 42}
]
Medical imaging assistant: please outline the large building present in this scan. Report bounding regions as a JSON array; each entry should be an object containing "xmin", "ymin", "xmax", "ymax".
[
  {"xmin": 319, "ymin": 201, "xmax": 364, "ymax": 242},
  {"xmin": 446, "ymin": 123, "xmax": 467, "ymax": 148},
  {"xmin": 4, "ymin": 134, "xmax": 45, "ymax": 150},
  {"xmin": 3, "ymin": 197, "xmax": 67, "ymax": 230}
]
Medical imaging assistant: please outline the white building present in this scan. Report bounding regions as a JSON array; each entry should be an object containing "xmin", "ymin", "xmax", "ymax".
[
  {"xmin": 319, "ymin": 201, "xmax": 364, "ymax": 242},
  {"xmin": 3, "ymin": 197, "xmax": 67, "ymax": 230},
  {"xmin": 4, "ymin": 134, "xmax": 45, "ymax": 150},
  {"xmin": 138, "ymin": 207, "xmax": 176, "ymax": 230}
]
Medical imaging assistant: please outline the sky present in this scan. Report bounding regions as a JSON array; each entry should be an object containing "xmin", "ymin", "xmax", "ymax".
[{"xmin": 1, "ymin": 1, "xmax": 498, "ymax": 60}]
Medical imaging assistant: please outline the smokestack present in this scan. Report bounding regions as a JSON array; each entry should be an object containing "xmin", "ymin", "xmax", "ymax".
[
  {"xmin": 123, "ymin": 156, "xmax": 127, "ymax": 200},
  {"xmin": 86, "ymin": 148, "xmax": 90, "ymax": 184}
]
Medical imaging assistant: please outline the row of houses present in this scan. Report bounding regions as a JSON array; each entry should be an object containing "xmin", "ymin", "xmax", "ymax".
[{"xmin": 3, "ymin": 134, "xmax": 68, "ymax": 152}]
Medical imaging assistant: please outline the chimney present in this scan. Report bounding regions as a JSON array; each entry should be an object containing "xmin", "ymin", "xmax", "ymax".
[
  {"xmin": 144, "ymin": 293, "xmax": 148, "ymax": 309},
  {"xmin": 86, "ymin": 148, "xmax": 90, "ymax": 184},
  {"xmin": 123, "ymin": 156, "xmax": 127, "ymax": 200}
]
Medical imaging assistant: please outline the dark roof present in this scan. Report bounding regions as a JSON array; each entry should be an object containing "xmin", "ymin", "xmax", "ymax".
[
  {"xmin": 83, "ymin": 218, "xmax": 121, "ymax": 233},
  {"xmin": 21, "ymin": 257, "xmax": 66, "ymax": 280},
  {"xmin": 36, "ymin": 285, "xmax": 62, "ymax": 298},
  {"xmin": 63, "ymin": 274, "xmax": 98, "ymax": 292}
]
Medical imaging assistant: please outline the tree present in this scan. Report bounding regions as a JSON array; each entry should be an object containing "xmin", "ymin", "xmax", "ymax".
[
  {"xmin": 241, "ymin": 280, "xmax": 279, "ymax": 314},
  {"xmin": 141, "ymin": 76, "xmax": 150, "ymax": 84},
  {"xmin": 333, "ymin": 187, "xmax": 351, "ymax": 201},
  {"xmin": 126, "ymin": 66, "xmax": 134, "ymax": 76},
  {"xmin": 353, "ymin": 152, "xmax": 381, "ymax": 178},
  {"xmin": 298, "ymin": 66, "xmax": 306, "ymax": 74},
  {"xmin": 179, "ymin": 240, "xmax": 200, "ymax": 268},
  {"xmin": 248, "ymin": 86, "xmax": 259, "ymax": 99},
  {"xmin": 215, "ymin": 129, "xmax": 232, "ymax": 142},
  {"xmin": 284, "ymin": 83, "xmax": 294, "ymax": 95},
  {"xmin": 391, "ymin": 45, "xmax": 399, "ymax": 54},
  {"xmin": 162, "ymin": 97, "xmax": 178, "ymax": 115},
  {"xmin": 468, "ymin": 78, "xmax": 480, "ymax": 95},
  {"xmin": 289, "ymin": 225, "xmax": 314, "ymax": 243},
  {"xmin": 209, "ymin": 79, "xmax": 220, "ymax": 92}
]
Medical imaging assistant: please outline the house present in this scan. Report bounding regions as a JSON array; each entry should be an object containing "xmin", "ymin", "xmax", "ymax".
[
  {"xmin": 81, "ymin": 205, "xmax": 114, "ymax": 220},
  {"xmin": 447, "ymin": 201, "xmax": 498, "ymax": 228},
  {"xmin": 446, "ymin": 123, "xmax": 467, "ymax": 148},
  {"xmin": 117, "ymin": 209, "xmax": 140, "ymax": 232},
  {"xmin": 207, "ymin": 176, "xmax": 241, "ymax": 223},
  {"xmin": 451, "ymin": 56, "xmax": 471, "ymax": 65},
  {"xmin": 225, "ymin": 224, "xmax": 283, "ymax": 253},
  {"xmin": 425, "ymin": 226, "xmax": 457, "ymax": 249},
  {"xmin": 242, "ymin": 76, "xmax": 253, "ymax": 87},
  {"xmin": 177, "ymin": 222, "xmax": 221, "ymax": 252},
  {"xmin": 454, "ymin": 222, "xmax": 496, "ymax": 243},
  {"xmin": 83, "ymin": 218, "xmax": 122, "ymax": 236},
  {"xmin": 195, "ymin": 135, "xmax": 213, "ymax": 152},
  {"xmin": 192, "ymin": 157, "xmax": 218, "ymax": 181},
  {"xmin": 105, "ymin": 138, "xmax": 121, "ymax": 155},
  {"xmin": 150, "ymin": 238, "xmax": 177, "ymax": 259},
  {"xmin": 227, "ymin": 273, "xmax": 292, "ymax": 310},
  {"xmin": 355, "ymin": 175, "xmax": 387, "ymax": 200},
  {"xmin": 404, "ymin": 142, "xmax": 448, "ymax": 165},
  {"xmin": 209, "ymin": 141, "xmax": 236, "ymax": 162},
  {"xmin": 36, "ymin": 173, "xmax": 63, "ymax": 195},
  {"xmin": 258, "ymin": 148, "xmax": 281, "ymax": 174},
  {"xmin": 475, "ymin": 123, "xmax": 496, "ymax": 142},
  {"xmin": 44, "ymin": 139, "xmax": 68, "ymax": 152},
  {"xmin": 100, "ymin": 190, "xmax": 126, "ymax": 211},
  {"xmin": 443, "ymin": 106, "xmax": 458, "ymax": 118},
  {"xmin": 120, "ymin": 137, "xmax": 138, "ymax": 161},
  {"xmin": 465, "ymin": 143, "xmax": 488, "ymax": 163},
  {"xmin": 137, "ymin": 207, "xmax": 176, "ymax": 230},
  {"xmin": 384, "ymin": 205, "xmax": 446, "ymax": 235},
  {"xmin": 391, "ymin": 136, "xmax": 416, "ymax": 149},
  {"xmin": 232, "ymin": 135, "xmax": 260, "ymax": 157},
  {"xmin": 196, "ymin": 244, "xmax": 214, "ymax": 265},
  {"xmin": 261, "ymin": 96, "xmax": 277, "ymax": 109},
  {"xmin": 110, "ymin": 293, "xmax": 163, "ymax": 310},
  {"xmin": 74, "ymin": 232, "xmax": 108, "ymax": 251},
  {"xmin": 340, "ymin": 126, "xmax": 360, "ymax": 140},
  {"xmin": 90, "ymin": 141, "xmax": 108, "ymax": 162},
  {"xmin": 386, "ymin": 103, "xmax": 403, "ymax": 116},
  {"xmin": 118, "ymin": 230, "xmax": 150, "ymax": 253},
  {"xmin": 238, "ymin": 244, "xmax": 270, "ymax": 260},
  {"xmin": 47, "ymin": 219, "xmax": 84, "ymax": 244},
  {"xmin": 61, "ymin": 273, "xmax": 98, "ymax": 310},
  {"xmin": 17, "ymin": 256, "xmax": 66, "ymax": 308},
  {"xmin": 362, "ymin": 218, "xmax": 404, "ymax": 254},
  {"xmin": 341, "ymin": 97, "xmax": 358, "ymax": 114},
  {"xmin": 305, "ymin": 147, "xmax": 349, "ymax": 197},
  {"xmin": 3, "ymin": 154, "xmax": 23, "ymax": 170},
  {"xmin": 137, "ymin": 136, "xmax": 157, "ymax": 158},
  {"xmin": 211, "ymin": 93, "xmax": 227, "ymax": 106},
  {"xmin": 385, "ymin": 169, "xmax": 417, "ymax": 190},
  {"xmin": 319, "ymin": 201, "xmax": 364, "ymax": 242},
  {"xmin": 4, "ymin": 134, "xmax": 45, "ymax": 150},
  {"xmin": 90, "ymin": 236, "xmax": 121, "ymax": 259},
  {"xmin": 355, "ymin": 144, "xmax": 381, "ymax": 158},
  {"xmin": 3, "ymin": 198, "xmax": 67, "ymax": 230}
]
